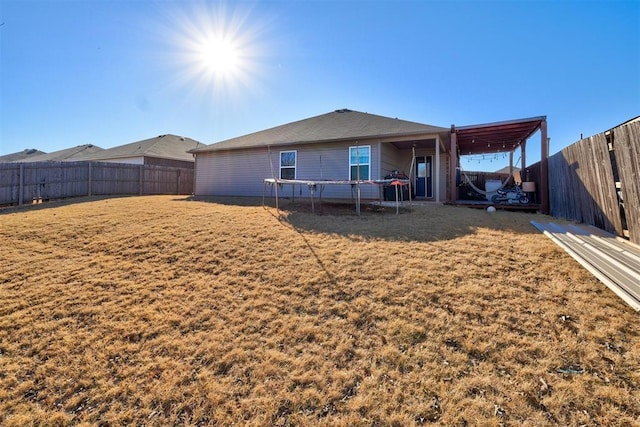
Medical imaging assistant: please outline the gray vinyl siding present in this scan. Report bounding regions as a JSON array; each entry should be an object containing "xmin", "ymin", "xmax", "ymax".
[
  {"xmin": 195, "ymin": 141, "xmax": 381, "ymax": 199},
  {"xmin": 380, "ymin": 143, "xmax": 404, "ymax": 177},
  {"xmin": 195, "ymin": 147, "xmax": 271, "ymax": 197},
  {"xmin": 380, "ymin": 146, "xmax": 448, "ymax": 201}
]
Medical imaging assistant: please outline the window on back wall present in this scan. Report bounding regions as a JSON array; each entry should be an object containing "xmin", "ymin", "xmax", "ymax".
[
  {"xmin": 349, "ymin": 145, "xmax": 370, "ymax": 180},
  {"xmin": 280, "ymin": 150, "xmax": 296, "ymax": 179}
]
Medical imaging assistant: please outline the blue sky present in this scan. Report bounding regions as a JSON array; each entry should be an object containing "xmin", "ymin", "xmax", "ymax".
[{"xmin": 1, "ymin": 0, "xmax": 638, "ymax": 171}]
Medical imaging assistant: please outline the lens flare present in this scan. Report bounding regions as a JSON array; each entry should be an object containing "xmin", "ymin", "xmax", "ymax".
[
  {"xmin": 156, "ymin": 1, "xmax": 271, "ymax": 108},
  {"xmin": 198, "ymin": 37, "xmax": 239, "ymax": 75}
]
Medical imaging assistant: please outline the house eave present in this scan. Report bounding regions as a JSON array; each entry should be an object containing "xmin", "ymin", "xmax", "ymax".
[{"xmin": 191, "ymin": 130, "xmax": 449, "ymax": 155}]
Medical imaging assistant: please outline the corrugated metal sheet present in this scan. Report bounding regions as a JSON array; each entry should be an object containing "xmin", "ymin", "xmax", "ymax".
[{"xmin": 531, "ymin": 221, "xmax": 640, "ymax": 311}]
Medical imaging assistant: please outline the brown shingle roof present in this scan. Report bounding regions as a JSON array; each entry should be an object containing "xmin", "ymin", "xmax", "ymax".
[
  {"xmin": 14, "ymin": 145, "xmax": 103, "ymax": 162},
  {"xmin": 75, "ymin": 134, "xmax": 201, "ymax": 162},
  {"xmin": 192, "ymin": 109, "xmax": 448, "ymax": 153},
  {"xmin": 0, "ymin": 149, "xmax": 46, "ymax": 162}
]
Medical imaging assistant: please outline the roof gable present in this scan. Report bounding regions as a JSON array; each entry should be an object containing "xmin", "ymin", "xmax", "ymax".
[
  {"xmin": 0, "ymin": 149, "xmax": 46, "ymax": 162},
  {"xmin": 14, "ymin": 144, "xmax": 103, "ymax": 162},
  {"xmin": 194, "ymin": 109, "xmax": 448, "ymax": 152},
  {"xmin": 76, "ymin": 134, "xmax": 202, "ymax": 162}
]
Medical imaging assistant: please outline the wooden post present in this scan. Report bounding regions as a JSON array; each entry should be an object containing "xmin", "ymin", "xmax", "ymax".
[
  {"xmin": 521, "ymin": 140, "xmax": 527, "ymax": 172},
  {"xmin": 435, "ymin": 136, "xmax": 440, "ymax": 202},
  {"xmin": 449, "ymin": 126, "xmax": 458, "ymax": 202},
  {"xmin": 509, "ymin": 151, "xmax": 514, "ymax": 179},
  {"xmin": 18, "ymin": 164, "xmax": 24, "ymax": 205},
  {"xmin": 139, "ymin": 165, "xmax": 144, "ymax": 196},
  {"xmin": 540, "ymin": 120, "xmax": 549, "ymax": 214},
  {"xmin": 88, "ymin": 162, "xmax": 92, "ymax": 197}
]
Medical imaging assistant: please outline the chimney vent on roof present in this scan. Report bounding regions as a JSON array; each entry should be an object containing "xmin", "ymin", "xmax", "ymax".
[{"xmin": 335, "ymin": 109, "xmax": 351, "ymax": 113}]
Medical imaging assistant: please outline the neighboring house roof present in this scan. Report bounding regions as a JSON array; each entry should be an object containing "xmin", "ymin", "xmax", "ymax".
[
  {"xmin": 13, "ymin": 144, "xmax": 103, "ymax": 162},
  {"xmin": 0, "ymin": 148, "xmax": 46, "ymax": 162},
  {"xmin": 75, "ymin": 134, "xmax": 201, "ymax": 162},
  {"xmin": 192, "ymin": 109, "xmax": 449, "ymax": 153},
  {"xmin": 494, "ymin": 166, "xmax": 521, "ymax": 174},
  {"xmin": 613, "ymin": 115, "xmax": 640, "ymax": 129}
]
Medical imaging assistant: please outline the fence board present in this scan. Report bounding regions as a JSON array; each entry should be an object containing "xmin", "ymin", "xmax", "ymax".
[
  {"xmin": 612, "ymin": 121, "xmax": 640, "ymax": 245},
  {"xmin": 0, "ymin": 161, "xmax": 193, "ymax": 206},
  {"xmin": 545, "ymin": 120, "xmax": 639, "ymax": 243},
  {"xmin": 549, "ymin": 134, "xmax": 621, "ymax": 235}
]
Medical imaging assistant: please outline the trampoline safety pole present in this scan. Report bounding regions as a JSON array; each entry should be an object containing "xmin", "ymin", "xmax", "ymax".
[
  {"xmin": 268, "ymin": 146, "xmax": 279, "ymax": 211},
  {"xmin": 395, "ymin": 182, "xmax": 399, "ymax": 214}
]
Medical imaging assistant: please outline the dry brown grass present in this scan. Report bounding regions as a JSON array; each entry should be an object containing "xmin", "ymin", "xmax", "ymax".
[{"xmin": 1, "ymin": 195, "xmax": 639, "ymax": 426}]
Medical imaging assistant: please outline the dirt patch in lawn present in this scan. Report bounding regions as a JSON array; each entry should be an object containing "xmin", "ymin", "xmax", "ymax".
[{"xmin": 1, "ymin": 196, "xmax": 638, "ymax": 426}]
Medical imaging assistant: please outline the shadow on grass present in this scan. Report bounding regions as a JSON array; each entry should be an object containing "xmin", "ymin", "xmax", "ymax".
[
  {"xmin": 188, "ymin": 195, "xmax": 543, "ymax": 243},
  {"xmin": 0, "ymin": 195, "xmax": 140, "ymax": 215},
  {"xmin": 268, "ymin": 199, "xmax": 540, "ymax": 242}
]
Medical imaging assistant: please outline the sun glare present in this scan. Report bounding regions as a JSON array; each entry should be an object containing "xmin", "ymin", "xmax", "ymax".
[
  {"xmin": 159, "ymin": 1, "xmax": 272, "ymax": 105},
  {"xmin": 198, "ymin": 37, "xmax": 240, "ymax": 75}
]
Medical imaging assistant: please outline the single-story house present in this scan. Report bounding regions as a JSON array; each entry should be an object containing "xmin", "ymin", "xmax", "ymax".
[
  {"xmin": 12, "ymin": 144, "xmax": 104, "ymax": 163},
  {"xmin": 0, "ymin": 148, "xmax": 46, "ymax": 163},
  {"xmin": 192, "ymin": 109, "xmax": 451, "ymax": 201},
  {"xmin": 73, "ymin": 134, "xmax": 202, "ymax": 169},
  {"xmin": 191, "ymin": 109, "xmax": 549, "ymax": 209}
]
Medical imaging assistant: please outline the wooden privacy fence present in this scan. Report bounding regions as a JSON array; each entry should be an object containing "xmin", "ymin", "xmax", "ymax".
[
  {"xmin": 546, "ymin": 120, "xmax": 640, "ymax": 245},
  {"xmin": 0, "ymin": 161, "xmax": 194, "ymax": 206}
]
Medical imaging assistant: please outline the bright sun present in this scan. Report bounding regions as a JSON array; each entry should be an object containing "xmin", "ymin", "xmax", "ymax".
[
  {"xmin": 161, "ymin": 1, "xmax": 271, "ymax": 103},
  {"xmin": 198, "ymin": 37, "xmax": 239, "ymax": 75}
]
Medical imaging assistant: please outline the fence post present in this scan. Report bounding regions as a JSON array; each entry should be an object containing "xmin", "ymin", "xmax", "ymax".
[
  {"xmin": 540, "ymin": 120, "xmax": 549, "ymax": 215},
  {"xmin": 88, "ymin": 162, "xmax": 92, "ymax": 197},
  {"xmin": 139, "ymin": 165, "xmax": 144, "ymax": 196},
  {"xmin": 18, "ymin": 164, "xmax": 24, "ymax": 205}
]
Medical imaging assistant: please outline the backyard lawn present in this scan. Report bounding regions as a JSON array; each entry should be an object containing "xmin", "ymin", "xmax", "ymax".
[{"xmin": 1, "ymin": 196, "xmax": 638, "ymax": 426}]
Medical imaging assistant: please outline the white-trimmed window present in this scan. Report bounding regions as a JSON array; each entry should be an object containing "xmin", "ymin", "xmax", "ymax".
[
  {"xmin": 280, "ymin": 150, "xmax": 296, "ymax": 179},
  {"xmin": 349, "ymin": 145, "xmax": 370, "ymax": 180}
]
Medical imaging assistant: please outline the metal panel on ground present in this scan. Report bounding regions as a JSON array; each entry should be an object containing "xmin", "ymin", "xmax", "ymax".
[{"xmin": 531, "ymin": 221, "xmax": 640, "ymax": 311}]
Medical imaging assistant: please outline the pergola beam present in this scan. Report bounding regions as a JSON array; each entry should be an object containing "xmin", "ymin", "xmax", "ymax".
[
  {"xmin": 449, "ymin": 116, "xmax": 548, "ymax": 208},
  {"xmin": 449, "ymin": 125, "xmax": 458, "ymax": 203}
]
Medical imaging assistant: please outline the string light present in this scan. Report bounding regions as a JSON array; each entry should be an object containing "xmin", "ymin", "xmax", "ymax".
[{"xmin": 465, "ymin": 153, "xmax": 508, "ymax": 163}]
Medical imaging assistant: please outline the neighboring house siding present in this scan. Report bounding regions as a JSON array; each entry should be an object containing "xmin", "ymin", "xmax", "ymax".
[
  {"xmin": 145, "ymin": 157, "xmax": 194, "ymax": 169},
  {"xmin": 96, "ymin": 156, "xmax": 145, "ymax": 165},
  {"xmin": 195, "ymin": 141, "xmax": 381, "ymax": 199}
]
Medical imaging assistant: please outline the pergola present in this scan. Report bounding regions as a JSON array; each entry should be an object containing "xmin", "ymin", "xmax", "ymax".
[{"xmin": 449, "ymin": 116, "xmax": 549, "ymax": 213}]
